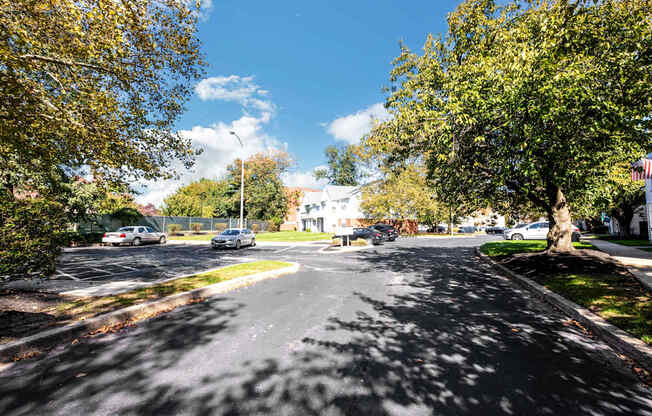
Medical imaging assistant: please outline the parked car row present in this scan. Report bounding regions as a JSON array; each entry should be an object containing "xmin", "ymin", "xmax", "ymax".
[
  {"xmin": 102, "ymin": 226, "xmax": 167, "ymax": 246},
  {"xmin": 334, "ymin": 223, "xmax": 399, "ymax": 246}
]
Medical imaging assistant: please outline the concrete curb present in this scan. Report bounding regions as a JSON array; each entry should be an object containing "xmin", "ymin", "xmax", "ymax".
[
  {"xmin": 475, "ymin": 247, "xmax": 652, "ymax": 372},
  {"xmin": 0, "ymin": 262, "xmax": 300, "ymax": 363}
]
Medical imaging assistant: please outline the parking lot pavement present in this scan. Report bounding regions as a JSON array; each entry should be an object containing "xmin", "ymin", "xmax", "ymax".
[{"xmin": 1, "ymin": 243, "xmax": 300, "ymax": 295}]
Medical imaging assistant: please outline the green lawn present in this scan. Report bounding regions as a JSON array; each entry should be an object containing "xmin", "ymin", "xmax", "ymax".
[
  {"xmin": 55, "ymin": 260, "xmax": 291, "ymax": 320},
  {"xmin": 480, "ymin": 240, "xmax": 595, "ymax": 256},
  {"xmin": 541, "ymin": 273, "xmax": 651, "ymax": 345},
  {"xmin": 169, "ymin": 231, "xmax": 332, "ymax": 242},
  {"xmin": 598, "ymin": 237, "xmax": 652, "ymax": 247},
  {"xmin": 481, "ymin": 240, "xmax": 650, "ymax": 345}
]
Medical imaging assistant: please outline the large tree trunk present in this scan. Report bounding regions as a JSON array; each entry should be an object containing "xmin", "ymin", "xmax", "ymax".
[
  {"xmin": 611, "ymin": 206, "xmax": 635, "ymax": 238},
  {"xmin": 546, "ymin": 185, "xmax": 574, "ymax": 252}
]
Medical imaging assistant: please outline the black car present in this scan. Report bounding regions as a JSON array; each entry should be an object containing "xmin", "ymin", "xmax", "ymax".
[
  {"xmin": 486, "ymin": 226, "xmax": 505, "ymax": 235},
  {"xmin": 371, "ymin": 224, "xmax": 398, "ymax": 241},
  {"xmin": 335, "ymin": 227, "xmax": 383, "ymax": 245}
]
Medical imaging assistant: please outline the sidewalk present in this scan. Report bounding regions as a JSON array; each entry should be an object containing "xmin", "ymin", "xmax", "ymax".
[{"xmin": 589, "ymin": 239, "xmax": 652, "ymax": 291}]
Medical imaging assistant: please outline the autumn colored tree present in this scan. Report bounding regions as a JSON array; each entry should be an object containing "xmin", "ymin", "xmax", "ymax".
[
  {"xmin": 361, "ymin": 165, "xmax": 445, "ymax": 230},
  {"xmin": 364, "ymin": 0, "xmax": 651, "ymax": 252}
]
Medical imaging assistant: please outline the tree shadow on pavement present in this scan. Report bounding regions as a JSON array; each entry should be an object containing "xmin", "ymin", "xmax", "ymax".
[
  {"xmin": 1, "ymin": 245, "xmax": 651, "ymax": 415},
  {"xmin": 209, "ymin": 246, "xmax": 652, "ymax": 415},
  {"xmin": 0, "ymin": 297, "xmax": 243, "ymax": 416}
]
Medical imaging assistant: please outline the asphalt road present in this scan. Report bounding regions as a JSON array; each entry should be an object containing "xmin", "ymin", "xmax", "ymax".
[{"xmin": 1, "ymin": 236, "xmax": 651, "ymax": 415}]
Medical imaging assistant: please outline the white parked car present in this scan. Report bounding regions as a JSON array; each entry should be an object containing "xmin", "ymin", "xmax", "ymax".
[
  {"xmin": 211, "ymin": 228, "xmax": 256, "ymax": 250},
  {"xmin": 504, "ymin": 222, "xmax": 581, "ymax": 242},
  {"xmin": 102, "ymin": 226, "xmax": 167, "ymax": 246}
]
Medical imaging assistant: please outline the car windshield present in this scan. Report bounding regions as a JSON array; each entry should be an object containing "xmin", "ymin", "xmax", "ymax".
[
  {"xmin": 118, "ymin": 227, "xmax": 135, "ymax": 232},
  {"xmin": 222, "ymin": 229, "xmax": 241, "ymax": 235},
  {"xmin": 514, "ymin": 223, "xmax": 527, "ymax": 228}
]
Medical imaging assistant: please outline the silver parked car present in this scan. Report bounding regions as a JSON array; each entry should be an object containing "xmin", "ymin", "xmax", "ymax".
[
  {"xmin": 211, "ymin": 228, "xmax": 256, "ymax": 250},
  {"xmin": 504, "ymin": 221, "xmax": 580, "ymax": 242},
  {"xmin": 102, "ymin": 226, "xmax": 167, "ymax": 247}
]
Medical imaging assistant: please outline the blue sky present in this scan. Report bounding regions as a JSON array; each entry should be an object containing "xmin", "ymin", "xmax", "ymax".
[{"xmin": 139, "ymin": 0, "xmax": 461, "ymax": 205}]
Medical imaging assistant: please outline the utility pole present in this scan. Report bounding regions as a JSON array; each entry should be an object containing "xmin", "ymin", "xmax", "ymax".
[{"xmin": 229, "ymin": 131, "xmax": 245, "ymax": 229}]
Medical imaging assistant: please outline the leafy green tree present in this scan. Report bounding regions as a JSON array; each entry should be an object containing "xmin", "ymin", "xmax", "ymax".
[
  {"xmin": 364, "ymin": 0, "xmax": 651, "ymax": 252},
  {"xmin": 361, "ymin": 165, "xmax": 445, "ymax": 229},
  {"xmin": 314, "ymin": 145, "xmax": 363, "ymax": 186},
  {"xmin": 1, "ymin": 0, "xmax": 205, "ymax": 277},
  {"xmin": 225, "ymin": 151, "xmax": 292, "ymax": 221},
  {"xmin": 162, "ymin": 179, "xmax": 230, "ymax": 217},
  {"xmin": 593, "ymin": 163, "xmax": 646, "ymax": 237}
]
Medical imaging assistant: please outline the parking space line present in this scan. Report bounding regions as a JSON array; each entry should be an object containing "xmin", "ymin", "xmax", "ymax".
[
  {"xmin": 274, "ymin": 245, "xmax": 298, "ymax": 254},
  {"xmin": 117, "ymin": 264, "xmax": 139, "ymax": 271},
  {"xmin": 56, "ymin": 270, "xmax": 80, "ymax": 281}
]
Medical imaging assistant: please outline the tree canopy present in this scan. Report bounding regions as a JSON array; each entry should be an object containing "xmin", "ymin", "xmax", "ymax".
[
  {"xmin": 1, "ymin": 0, "xmax": 205, "ymax": 195},
  {"xmin": 360, "ymin": 164, "xmax": 444, "ymax": 227},
  {"xmin": 314, "ymin": 144, "xmax": 363, "ymax": 186},
  {"xmin": 0, "ymin": 0, "xmax": 205, "ymax": 278},
  {"xmin": 364, "ymin": 0, "xmax": 651, "ymax": 251}
]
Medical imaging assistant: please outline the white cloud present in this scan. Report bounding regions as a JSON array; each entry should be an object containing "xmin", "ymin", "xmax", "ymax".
[
  {"xmin": 194, "ymin": 75, "xmax": 275, "ymax": 114},
  {"xmin": 282, "ymin": 166, "xmax": 328, "ymax": 190},
  {"xmin": 136, "ymin": 112, "xmax": 283, "ymax": 206},
  {"xmin": 326, "ymin": 102, "xmax": 390, "ymax": 144}
]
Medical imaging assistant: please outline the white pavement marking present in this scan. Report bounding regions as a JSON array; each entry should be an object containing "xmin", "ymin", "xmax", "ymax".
[
  {"xmin": 117, "ymin": 264, "xmax": 139, "ymax": 271},
  {"xmin": 56, "ymin": 270, "xmax": 80, "ymax": 281},
  {"xmin": 274, "ymin": 245, "xmax": 298, "ymax": 254}
]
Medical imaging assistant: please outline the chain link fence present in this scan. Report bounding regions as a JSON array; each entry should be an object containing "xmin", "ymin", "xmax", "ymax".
[{"xmin": 79, "ymin": 215, "xmax": 269, "ymax": 233}]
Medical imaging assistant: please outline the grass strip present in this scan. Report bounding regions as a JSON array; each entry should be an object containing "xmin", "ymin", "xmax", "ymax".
[
  {"xmin": 541, "ymin": 273, "xmax": 651, "ymax": 344},
  {"xmin": 480, "ymin": 240, "xmax": 650, "ymax": 345},
  {"xmin": 480, "ymin": 240, "xmax": 594, "ymax": 256},
  {"xmin": 597, "ymin": 237, "xmax": 652, "ymax": 247},
  {"xmin": 53, "ymin": 260, "xmax": 292, "ymax": 321}
]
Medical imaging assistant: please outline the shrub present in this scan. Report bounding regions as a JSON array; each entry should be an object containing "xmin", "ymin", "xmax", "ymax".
[
  {"xmin": 251, "ymin": 223, "xmax": 259, "ymax": 233},
  {"xmin": 331, "ymin": 237, "xmax": 342, "ymax": 246},
  {"xmin": 190, "ymin": 223, "xmax": 203, "ymax": 233},
  {"xmin": 168, "ymin": 224, "xmax": 182, "ymax": 234},
  {"xmin": 0, "ymin": 195, "xmax": 68, "ymax": 279},
  {"xmin": 268, "ymin": 216, "xmax": 283, "ymax": 232},
  {"xmin": 214, "ymin": 223, "xmax": 227, "ymax": 232},
  {"xmin": 351, "ymin": 239, "xmax": 368, "ymax": 247},
  {"xmin": 305, "ymin": 228, "xmax": 311, "ymax": 233}
]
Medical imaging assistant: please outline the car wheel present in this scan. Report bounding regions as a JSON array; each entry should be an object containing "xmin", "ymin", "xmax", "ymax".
[
  {"xmin": 572, "ymin": 233, "xmax": 580, "ymax": 242},
  {"xmin": 251, "ymin": 239, "xmax": 256, "ymax": 247},
  {"xmin": 511, "ymin": 234, "xmax": 524, "ymax": 240},
  {"xmin": 159, "ymin": 236, "xmax": 166, "ymax": 244},
  {"xmin": 235, "ymin": 240, "xmax": 241, "ymax": 250},
  {"xmin": 133, "ymin": 237, "xmax": 141, "ymax": 246}
]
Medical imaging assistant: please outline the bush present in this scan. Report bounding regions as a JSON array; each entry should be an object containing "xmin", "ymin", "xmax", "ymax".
[
  {"xmin": 168, "ymin": 224, "xmax": 182, "ymax": 234},
  {"xmin": 331, "ymin": 237, "xmax": 342, "ymax": 246},
  {"xmin": 0, "ymin": 195, "xmax": 68, "ymax": 279},
  {"xmin": 190, "ymin": 222, "xmax": 203, "ymax": 233},
  {"xmin": 214, "ymin": 223, "xmax": 227, "ymax": 232},
  {"xmin": 268, "ymin": 216, "xmax": 283, "ymax": 232},
  {"xmin": 251, "ymin": 223, "xmax": 259, "ymax": 233},
  {"xmin": 351, "ymin": 239, "xmax": 368, "ymax": 247},
  {"xmin": 305, "ymin": 228, "xmax": 311, "ymax": 233}
]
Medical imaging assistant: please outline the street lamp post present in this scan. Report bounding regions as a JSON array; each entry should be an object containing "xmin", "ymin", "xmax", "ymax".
[{"xmin": 229, "ymin": 131, "xmax": 245, "ymax": 229}]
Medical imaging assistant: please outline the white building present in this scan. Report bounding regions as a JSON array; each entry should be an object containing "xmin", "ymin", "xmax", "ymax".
[{"xmin": 298, "ymin": 185, "xmax": 365, "ymax": 232}]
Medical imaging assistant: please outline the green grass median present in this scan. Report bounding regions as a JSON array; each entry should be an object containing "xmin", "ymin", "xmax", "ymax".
[
  {"xmin": 55, "ymin": 260, "xmax": 292, "ymax": 321},
  {"xmin": 480, "ymin": 240, "xmax": 594, "ymax": 256},
  {"xmin": 480, "ymin": 240, "xmax": 651, "ymax": 345}
]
